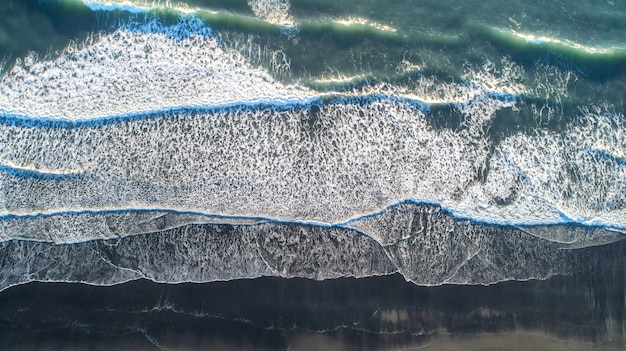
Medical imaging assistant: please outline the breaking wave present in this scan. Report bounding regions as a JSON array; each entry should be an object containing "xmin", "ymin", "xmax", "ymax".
[
  {"xmin": 2, "ymin": 203, "xmax": 622, "ymax": 292},
  {"xmin": 1, "ymin": 17, "xmax": 624, "ymax": 229},
  {"xmin": 0, "ymin": 9, "xmax": 624, "ymax": 291}
]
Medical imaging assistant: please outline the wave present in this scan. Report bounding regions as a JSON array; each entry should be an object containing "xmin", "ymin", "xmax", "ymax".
[
  {"xmin": 7, "ymin": 0, "xmax": 620, "ymax": 96},
  {"xmin": 79, "ymin": 0, "xmax": 239, "ymax": 15},
  {"xmin": 0, "ymin": 14, "xmax": 532, "ymax": 122},
  {"xmin": 295, "ymin": 19, "xmax": 401, "ymax": 43},
  {"xmin": 46, "ymin": 0, "xmax": 623, "ymax": 81},
  {"xmin": 1, "ymin": 9, "xmax": 625, "ymax": 293},
  {"xmin": 2, "ymin": 95, "xmax": 624, "ymax": 227},
  {"xmin": 81, "ymin": 0, "xmax": 154, "ymax": 14},
  {"xmin": 0, "ymin": 17, "xmax": 314, "ymax": 120},
  {"xmin": 507, "ymin": 30, "xmax": 624, "ymax": 55},
  {"xmin": 477, "ymin": 25, "xmax": 626, "ymax": 81},
  {"xmin": 2, "ymin": 202, "xmax": 621, "ymax": 292},
  {"xmin": 80, "ymin": 0, "xmax": 297, "ymax": 28},
  {"xmin": 2, "ymin": 202, "xmax": 623, "ymax": 246},
  {"xmin": 0, "ymin": 160, "xmax": 83, "ymax": 179}
]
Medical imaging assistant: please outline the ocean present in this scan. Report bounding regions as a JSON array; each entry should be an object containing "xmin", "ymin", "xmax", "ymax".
[{"xmin": 0, "ymin": 0, "xmax": 625, "ymax": 349}]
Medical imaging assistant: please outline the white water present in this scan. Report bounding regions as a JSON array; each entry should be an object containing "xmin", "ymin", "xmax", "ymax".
[
  {"xmin": 0, "ymin": 18, "xmax": 313, "ymax": 120},
  {"xmin": 0, "ymin": 18, "xmax": 625, "ymax": 244}
]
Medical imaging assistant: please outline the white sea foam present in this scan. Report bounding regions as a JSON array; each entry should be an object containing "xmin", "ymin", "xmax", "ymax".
[
  {"xmin": 334, "ymin": 17, "xmax": 397, "ymax": 33},
  {"xmin": 247, "ymin": 0, "xmax": 296, "ymax": 28},
  {"xmin": 81, "ymin": 0, "xmax": 202, "ymax": 14},
  {"xmin": 0, "ymin": 19, "xmax": 624, "ymax": 237},
  {"xmin": 0, "ymin": 18, "xmax": 313, "ymax": 120},
  {"xmin": 82, "ymin": 0, "xmax": 153, "ymax": 13},
  {"xmin": 509, "ymin": 29, "xmax": 620, "ymax": 54},
  {"xmin": 2, "ymin": 95, "xmax": 625, "ymax": 229},
  {"xmin": 574, "ymin": 107, "xmax": 626, "ymax": 161},
  {"xmin": 467, "ymin": 111, "xmax": 626, "ymax": 226}
]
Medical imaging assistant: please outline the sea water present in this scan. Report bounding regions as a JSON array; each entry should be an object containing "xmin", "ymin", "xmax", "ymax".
[{"xmin": 0, "ymin": 0, "xmax": 624, "ymax": 349}]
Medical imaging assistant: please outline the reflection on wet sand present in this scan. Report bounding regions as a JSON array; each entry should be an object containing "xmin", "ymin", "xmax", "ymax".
[{"xmin": 0, "ymin": 238, "xmax": 623, "ymax": 350}]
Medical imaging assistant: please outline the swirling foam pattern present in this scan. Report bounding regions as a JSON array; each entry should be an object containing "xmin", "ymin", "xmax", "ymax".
[
  {"xmin": 0, "ymin": 6, "xmax": 624, "ymax": 290},
  {"xmin": 0, "ymin": 18, "xmax": 313, "ymax": 120}
]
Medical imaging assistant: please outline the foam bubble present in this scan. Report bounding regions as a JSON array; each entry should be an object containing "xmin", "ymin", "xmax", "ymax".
[
  {"xmin": 247, "ymin": 0, "xmax": 295, "ymax": 28},
  {"xmin": 82, "ymin": 0, "xmax": 153, "ymax": 13},
  {"xmin": 479, "ymin": 112, "xmax": 626, "ymax": 226}
]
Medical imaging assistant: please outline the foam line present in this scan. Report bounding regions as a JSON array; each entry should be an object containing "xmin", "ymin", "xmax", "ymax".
[
  {"xmin": 81, "ymin": 0, "xmax": 153, "ymax": 13},
  {"xmin": 0, "ymin": 90, "xmax": 521, "ymax": 128},
  {"xmin": 0, "ymin": 99, "xmax": 320, "ymax": 128},
  {"xmin": 0, "ymin": 205, "xmax": 614, "ymax": 290},
  {"xmin": 0, "ymin": 162, "xmax": 82, "ymax": 180},
  {"xmin": 2, "ymin": 199, "xmax": 625, "ymax": 235},
  {"xmin": 2, "ymin": 100, "xmax": 624, "ymax": 229},
  {"xmin": 340, "ymin": 198, "xmax": 626, "ymax": 231}
]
